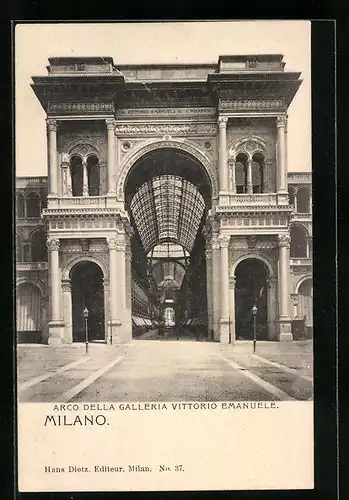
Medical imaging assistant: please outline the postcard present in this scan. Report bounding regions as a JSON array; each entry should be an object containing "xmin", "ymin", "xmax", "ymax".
[{"xmin": 15, "ymin": 20, "xmax": 314, "ymax": 492}]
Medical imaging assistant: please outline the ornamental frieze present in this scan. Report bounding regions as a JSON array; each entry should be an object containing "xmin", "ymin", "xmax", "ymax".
[
  {"xmin": 219, "ymin": 99, "xmax": 284, "ymax": 110},
  {"xmin": 114, "ymin": 123, "xmax": 217, "ymax": 137},
  {"xmin": 221, "ymin": 214, "xmax": 288, "ymax": 227},
  {"xmin": 48, "ymin": 102, "xmax": 115, "ymax": 114}
]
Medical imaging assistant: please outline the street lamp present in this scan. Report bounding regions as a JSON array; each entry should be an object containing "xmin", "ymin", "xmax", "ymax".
[
  {"xmin": 83, "ymin": 307, "xmax": 89, "ymax": 355},
  {"xmin": 252, "ymin": 305, "xmax": 258, "ymax": 354}
]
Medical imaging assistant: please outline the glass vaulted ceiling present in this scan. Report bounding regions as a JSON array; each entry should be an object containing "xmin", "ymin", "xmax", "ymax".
[{"xmin": 130, "ymin": 175, "xmax": 206, "ymax": 254}]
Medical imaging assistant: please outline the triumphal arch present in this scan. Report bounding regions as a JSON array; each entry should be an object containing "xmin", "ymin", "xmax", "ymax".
[{"xmin": 16, "ymin": 55, "xmax": 313, "ymax": 345}]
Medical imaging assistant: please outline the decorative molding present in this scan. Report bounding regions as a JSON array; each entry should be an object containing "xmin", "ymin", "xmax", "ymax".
[
  {"xmin": 47, "ymin": 238, "xmax": 59, "ymax": 251},
  {"xmin": 220, "ymin": 99, "xmax": 284, "ymax": 110},
  {"xmin": 79, "ymin": 239, "xmax": 89, "ymax": 252},
  {"xmin": 114, "ymin": 123, "xmax": 217, "ymax": 137},
  {"xmin": 48, "ymin": 102, "xmax": 114, "ymax": 114},
  {"xmin": 117, "ymin": 139, "xmax": 218, "ymax": 199},
  {"xmin": 247, "ymin": 235, "xmax": 258, "ymax": 249}
]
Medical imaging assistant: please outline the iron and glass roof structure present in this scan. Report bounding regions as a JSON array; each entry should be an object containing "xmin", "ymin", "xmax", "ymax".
[{"xmin": 130, "ymin": 175, "xmax": 205, "ymax": 254}]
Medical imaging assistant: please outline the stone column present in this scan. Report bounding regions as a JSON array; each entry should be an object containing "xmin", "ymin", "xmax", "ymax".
[
  {"xmin": 294, "ymin": 188, "xmax": 298, "ymax": 213},
  {"xmin": 205, "ymin": 246, "xmax": 213, "ymax": 337},
  {"xmin": 266, "ymin": 276, "xmax": 278, "ymax": 340},
  {"xmin": 277, "ymin": 115, "xmax": 288, "ymax": 193},
  {"xmin": 219, "ymin": 235, "xmax": 230, "ymax": 343},
  {"xmin": 228, "ymin": 276, "xmax": 236, "ymax": 342},
  {"xmin": 103, "ymin": 280, "xmax": 111, "ymax": 343},
  {"xmin": 246, "ymin": 157, "xmax": 253, "ymax": 194},
  {"xmin": 218, "ymin": 116, "xmax": 228, "ymax": 192},
  {"xmin": 47, "ymin": 238, "xmax": 64, "ymax": 344},
  {"xmin": 82, "ymin": 157, "xmax": 89, "ymax": 196},
  {"xmin": 47, "ymin": 119, "xmax": 58, "ymax": 196},
  {"xmin": 106, "ymin": 119, "xmax": 116, "ymax": 195},
  {"xmin": 277, "ymin": 233, "xmax": 293, "ymax": 340},
  {"xmin": 211, "ymin": 234, "xmax": 221, "ymax": 341},
  {"xmin": 124, "ymin": 240, "xmax": 133, "ymax": 341},
  {"xmin": 291, "ymin": 293, "xmax": 299, "ymax": 319},
  {"xmin": 61, "ymin": 279, "xmax": 72, "ymax": 343},
  {"xmin": 117, "ymin": 239, "xmax": 129, "ymax": 341},
  {"xmin": 230, "ymin": 159, "xmax": 236, "ymax": 193},
  {"xmin": 107, "ymin": 237, "xmax": 121, "ymax": 344}
]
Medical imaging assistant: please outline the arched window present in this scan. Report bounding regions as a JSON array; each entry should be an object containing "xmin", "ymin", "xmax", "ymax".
[
  {"xmin": 87, "ymin": 155, "xmax": 100, "ymax": 196},
  {"xmin": 16, "ymin": 192, "xmax": 25, "ymax": 218},
  {"xmin": 235, "ymin": 153, "xmax": 248, "ymax": 194},
  {"xmin": 290, "ymin": 225, "xmax": 308, "ymax": 258},
  {"xmin": 70, "ymin": 155, "xmax": 83, "ymax": 196},
  {"xmin": 288, "ymin": 186, "xmax": 296, "ymax": 207},
  {"xmin": 26, "ymin": 192, "xmax": 40, "ymax": 218},
  {"xmin": 16, "ymin": 233, "xmax": 23, "ymax": 262},
  {"xmin": 31, "ymin": 230, "xmax": 48, "ymax": 262},
  {"xmin": 297, "ymin": 187, "xmax": 311, "ymax": 213},
  {"xmin": 23, "ymin": 243, "xmax": 31, "ymax": 262},
  {"xmin": 252, "ymin": 153, "xmax": 264, "ymax": 193}
]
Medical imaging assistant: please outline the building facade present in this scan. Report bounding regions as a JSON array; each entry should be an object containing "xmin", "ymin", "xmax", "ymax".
[{"xmin": 16, "ymin": 55, "xmax": 312, "ymax": 345}]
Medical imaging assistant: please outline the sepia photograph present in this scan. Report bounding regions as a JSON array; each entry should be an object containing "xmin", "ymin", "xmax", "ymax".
[{"xmin": 15, "ymin": 20, "xmax": 314, "ymax": 492}]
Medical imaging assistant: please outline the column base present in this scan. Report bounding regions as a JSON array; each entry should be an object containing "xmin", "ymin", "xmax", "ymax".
[
  {"xmin": 278, "ymin": 317, "xmax": 293, "ymax": 341},
  {"xmin": 219, "ymin": 317, "xmax": 230, "ymax": 344},
  {"xmin": 48, "ymin": 321, "xmax": 65, "ymax": 345},
  {"xmin": 108, "ymin": 320, "xmax": 122, "ymax": 345}
]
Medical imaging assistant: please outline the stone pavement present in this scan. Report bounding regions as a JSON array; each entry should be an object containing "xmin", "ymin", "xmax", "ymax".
[{"xmin": 17, "ymin": 338, "xmax": 313, "ymax": 403}]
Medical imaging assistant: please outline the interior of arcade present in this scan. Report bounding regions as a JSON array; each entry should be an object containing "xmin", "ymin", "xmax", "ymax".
[{"xmin": 125, "ymin": 148, "xmax": 210, "ymax": 340}]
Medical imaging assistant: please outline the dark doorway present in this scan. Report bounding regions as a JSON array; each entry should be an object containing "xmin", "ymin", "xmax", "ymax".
[
  {"xmin": 125, "ymin": 149, "xmax": 211, "ymax": 340},
  {"xmin": 70, "ymin": 261, "xmax": 105, "ymax": 342},
  {"xmin": 235, "ymin": 258, "xmax": 268, "ymax": 340}
]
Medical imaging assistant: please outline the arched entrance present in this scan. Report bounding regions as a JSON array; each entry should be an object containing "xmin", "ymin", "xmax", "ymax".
[
  {"xmin": 16, "ymin": 282, "xmax": 42, "ymax": 343},
  {"xmin": 70, "ymin": 261, "xmax": 105, "ymax": 342},
  {"xmin": 124, "ymin": 148, "xmax": 212, "ymax": 340},
  {"xmin": 235, "ymin": 258, "xmax": 269, "ymax": 340},
  {"xmin": 297, "ymin": 278, "xmax": 313, "ymax": 328}
]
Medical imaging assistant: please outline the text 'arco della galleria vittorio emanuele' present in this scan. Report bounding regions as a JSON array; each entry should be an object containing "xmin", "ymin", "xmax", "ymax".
[{"xmin": 16, "ymin": 54, "xmax": 313, "ymax": 346}]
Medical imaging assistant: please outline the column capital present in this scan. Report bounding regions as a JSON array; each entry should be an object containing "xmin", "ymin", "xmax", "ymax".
[
  {"xmin": 211, "ymin": 234, "xmax": 220, "ymax": 250},
  {"xmin": 107, "ymin": 237, "xmax": 118, "ymax": 250},
  {"xmin": 106, "ymin": 118, "xmax": 116, "ymax": 131},
  {"xmin": 218, "ymin": 116, "xmax": 228, "ymax": 128},
  {"xmin": 276, "ymin": 115, "xmax": 287, "ymax": 128},
  {"xmin": 229, "ymin": 276, "xmax": 236, "ymax": 289},
  {"xmin": 205, "ymin": 248, "xmax": 212, "ymax": 260},
  {"xmin": 278, "ymin": 233, "xmax": 291, "ymax": 248},
  {"xmin": 61, "ymin": 279, "xmax": 71, "ymax": 292},
  {"xmin": 266, "ymin": 276, "xmax": 278, "ymax": 288},
  {"xmin": 219, "ymin": 235, "xmax": 230, "ymax": 248},
  {"xmin": 47, "ymin": 238, "xmax": 60, "ymax": 252},
  {"xmin": 46, "ymin": 119, "xmax": 58, "ymax": 132}
]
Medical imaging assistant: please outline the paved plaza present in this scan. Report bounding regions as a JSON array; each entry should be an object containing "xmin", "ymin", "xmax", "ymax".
[{"xmin": 17, "ymin": 338, "xmax": 313, "ymax": 403}]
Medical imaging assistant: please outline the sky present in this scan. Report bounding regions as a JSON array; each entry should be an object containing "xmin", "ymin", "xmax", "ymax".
[{"xmin": 15, "ymin": 21, "xmax": 311, "ymax": 177}]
